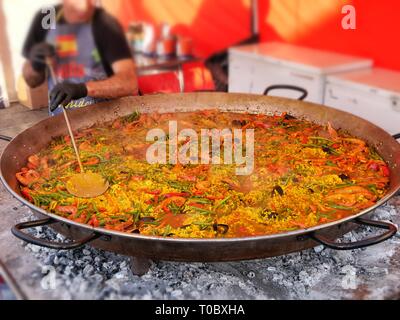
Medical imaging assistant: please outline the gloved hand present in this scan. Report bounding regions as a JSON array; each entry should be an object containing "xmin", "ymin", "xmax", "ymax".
[
  {"xmin": 28, "ymin": 42, "xmax": 55, "ymax": 72},
  {"xmin": 49, "ymin": 82, "xmax": 88, "ymax": 112}
]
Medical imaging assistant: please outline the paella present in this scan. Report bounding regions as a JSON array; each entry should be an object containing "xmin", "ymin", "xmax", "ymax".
[{"xmin": 15, "ymin": 110, "xmax": 390, "ymax": 238}]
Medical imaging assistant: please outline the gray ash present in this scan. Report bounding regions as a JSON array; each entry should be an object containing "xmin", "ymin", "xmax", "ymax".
[{"xmin": 21, "ymin": 197, "xmax": 400, "ymax": 300}]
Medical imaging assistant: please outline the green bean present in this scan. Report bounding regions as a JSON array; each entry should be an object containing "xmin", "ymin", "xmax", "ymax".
[
  {"xmin": 328, "ymin": 203, "xmax": 354, "ymax": 211},
  {"xmin": 214, "ymin": 196, "xmax": 232, "ymax": 210}
]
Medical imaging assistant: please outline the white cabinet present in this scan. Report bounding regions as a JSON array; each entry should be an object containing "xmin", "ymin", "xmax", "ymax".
[
  {"xmin": 229, "ymin": 42, "xmax": 372, "ymax": 104},
  {"xmin": 325, "ymin": 68, "xmax": 400, "ymax": 135}
]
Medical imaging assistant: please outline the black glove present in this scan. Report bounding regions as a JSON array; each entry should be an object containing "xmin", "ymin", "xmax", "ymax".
[
  {"xmin": 49, "ymin": 82, "xmax": 88, "ymax": 112},
  {"xmin": 28, "ymin": 42, "xmax": 55, "ymax": 72}
]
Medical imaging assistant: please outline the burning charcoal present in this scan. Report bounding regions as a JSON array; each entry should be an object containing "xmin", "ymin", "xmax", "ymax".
[{"xmin": 83, "ymin": 264, "xmax": 95, "ymax": 276}]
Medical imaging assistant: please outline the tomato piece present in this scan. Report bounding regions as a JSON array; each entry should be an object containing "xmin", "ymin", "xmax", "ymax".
[
  {"xmin": 112, "ymin": 119, "xmax": 122, "ymax": 129},
  {"xmin": 381, "ymin": 165, "xmax": 390, "ymax": 177},
  {"xmin": 368, "ymin": 162, "xmax": 379, "ymax": 171}
]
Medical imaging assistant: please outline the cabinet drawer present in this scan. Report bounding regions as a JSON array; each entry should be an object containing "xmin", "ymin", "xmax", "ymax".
[
  {"xmin": 228, "ymin": 54, "xmax": 324, "ymax": 103},
  {"xmin": 325, "ymin": 83, "xmax": 400, "ymax": 135}
]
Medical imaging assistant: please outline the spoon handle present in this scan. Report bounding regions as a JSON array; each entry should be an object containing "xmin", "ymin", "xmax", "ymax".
[
  {"xmin": 46, "ymin": 58, "xmax": 84, "ymax": 173},
  {"xmin": 61, "ymin": 107, "xmax": 84, "ymax": 173}
]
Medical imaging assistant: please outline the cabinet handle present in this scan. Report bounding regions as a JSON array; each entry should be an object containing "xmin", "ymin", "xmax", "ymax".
[
  {"xmin": 328, "ymin": 88, "xmax": 339, "ymax": 100},
  {"xmin": 264, "ymin": 85, "xmax": 308, "ymax": 101}
]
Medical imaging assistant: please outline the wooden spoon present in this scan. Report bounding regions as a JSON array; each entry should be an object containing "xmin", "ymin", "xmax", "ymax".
[{"xmin": 46, "ymin": 59, "xmax": 109, "ymax": 198}]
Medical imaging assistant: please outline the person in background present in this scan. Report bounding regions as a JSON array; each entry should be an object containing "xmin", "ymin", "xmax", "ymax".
[{"xmin": 22, "ymin": 0, "xmax": 138, "ymax": 116}]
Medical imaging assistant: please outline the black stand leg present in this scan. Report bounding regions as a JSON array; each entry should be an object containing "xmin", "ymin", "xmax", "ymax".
[{"xmin": 129, "ymin": 256, "xmax": 152, "ymax": 276}]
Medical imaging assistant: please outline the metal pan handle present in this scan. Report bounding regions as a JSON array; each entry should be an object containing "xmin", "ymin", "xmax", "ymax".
[
  {"xmin": 263, "ymin": 85, "xmax": 308, "ymax": 101},
  {"xmin": 12, "ymin": 218, "xmax": 101, "ymax": 250},
  {"xmin": 0, "ymin": 135, "xmax": 12, "ymax": 142},
  {"xmin": 310, "ymin": 217, "xmax": 398, "ymax": 250}
]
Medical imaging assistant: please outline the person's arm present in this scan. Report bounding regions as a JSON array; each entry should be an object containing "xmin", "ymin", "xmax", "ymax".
[
  {"xmin": 86, "ymin": 58, "xmax": 138, "ymax": 98},
  {"xmin": 21, "ymin": 10, "xmax": 52, "ymax": 88},
  {"xmin": 22, "ymin": 60, "xmax": 46, "ymax": 88},
  {"xmin": 49, "ymin": 58, "xmax": 138, "ymax": 111}
]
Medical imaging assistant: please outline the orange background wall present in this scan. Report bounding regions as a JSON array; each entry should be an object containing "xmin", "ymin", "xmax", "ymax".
[
  {"xmin": 104, "ymin": 0, "xmax": 400, "ymax": 71},
  {"xmin": 259, "ymin": 0, "xmax": 400, "ymax": 71}
]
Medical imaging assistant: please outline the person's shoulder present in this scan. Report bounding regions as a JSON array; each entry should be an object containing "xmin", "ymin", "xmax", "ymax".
[{"xmin": 93, "ymin": 8, "xmax": 122, "ymax": 29}]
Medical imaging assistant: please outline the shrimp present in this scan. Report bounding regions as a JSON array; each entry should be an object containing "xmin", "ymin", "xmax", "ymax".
[
  {"xmin": 16, "ymin": 169, "xmax": 40, "ymax": 186},
  {"xmin": 83, "ymin": 157, "xmax": 100, "ymax": 166},
  {"xmin": 325, "ymin": 186, "xmax": 376, "ymax": 208},
  {"xmin": 27, "ymin": 155, "xmax": 40, "ymax": 169},
  {"xmin": 79, "ymin": 141, "xmax": 92, "ymax": 151},
  {"xmin": 327, "ymin": 122, "xmax": 338, "ymax": 140},
  {"xmin": 55, "ymin": 205, "xmax": 77, "ymax": 215}
]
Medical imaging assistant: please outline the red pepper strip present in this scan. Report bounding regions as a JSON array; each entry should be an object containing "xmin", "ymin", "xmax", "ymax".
[
  {"xmin": 21, "ymin": 187, "xmax": 33, "ymax": 202},
  {"xmin": 253, "ymin": 121, "xmax": 271, "ymax": 130},
  {"xmin": 83, "ymin": 157, "xmax": 100, "ymax": 166},
  {"xmin": 300, "ymin": 136, "xmax": 308, "ymax": 144},
  {"xmin": 143, "ymin": 189, "xmax": 161, "ymax": 195},
  {"xmin": 164, "ymin": 192, "xmax": 190, "ymax": 198},
  {"xmin": 205, "ymin": 195, "xmax": 225, "ymax": 200},
  {"xmin": 187, "ymin": 202, "xmax": 205, "ymax": 209},
  {"xmin": 89, "ymin": 215, "xmax": 100, "ymax": 227},
  {"xmin": 162, "ymin": 205, "xmax": 172, "ymax": 214}
]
